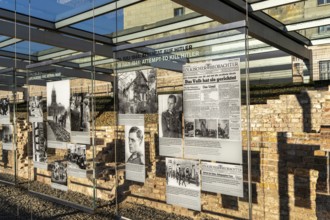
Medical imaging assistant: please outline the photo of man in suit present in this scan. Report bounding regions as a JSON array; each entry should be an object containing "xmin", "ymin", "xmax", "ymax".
[{"xmin": 127, "ymin": 126, "xmax": 144, "ymax": 165}]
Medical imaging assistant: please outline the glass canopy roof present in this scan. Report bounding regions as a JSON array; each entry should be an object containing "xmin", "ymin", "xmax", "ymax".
[
  {"xmin": 1, "ymin": 41, "xmax": 54, "ymax": 55},
  {"xmin": 0, "ymin": 0, "xmax": 329, "ymax": 77},
  {"xmin": 2, "ymin": 0, "xmax": 114, "ymax": 22}
]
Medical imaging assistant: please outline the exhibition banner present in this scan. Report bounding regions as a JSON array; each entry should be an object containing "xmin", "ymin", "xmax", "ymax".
[
  {"xmin": 125, "ymin": 125, "xmax": 145, "ymax": 183},
  {"xmin": 183, "ymin": 59, "xmax": 242, "ymax": 164},
  {"xmin": 158, "ymin": 94, "xmax": 183, "ymax": 157},
  {"xmin": 201, "ymin": 162, "xmax": 243, "ymax": 197},
  {"xmin": 166, "ymin": 158, "xmax": 201, "ymax": 211},
  {"xmin": 46, "ymin": 80, "xmax": 71, "ymax": 148}
]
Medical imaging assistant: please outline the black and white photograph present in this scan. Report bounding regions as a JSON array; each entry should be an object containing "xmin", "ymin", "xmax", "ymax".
[
  {"xmin": 1, "ymin": 124, "xmax": 13, "ymax": 150},
  {"xmin": 0, "ymin": 98, "xmax": 10, "ymax": 124},
  {"xmin": 158, "ymin": 94, "xmax": 183, "ymax": 138},
  {"xmin": 218, "ymin": 119, "xmax": 229, "ymax": 139},
  {"xmin": 50, "ymin": 161, "xmax": 68, "ymax": 191},
  {"xmin": 118, "ymin": 68, "xmax": 157, "ymax": 114},
  {"xmin": 166, "ymin": 157, "xmax": 201, "ymax": 211},
  {"xmin": 184, "ymin": 119, "xmax": 194, "ymax": 137},
  {"xmin": 32, "ymin": 122, "xmax": 48, "ymax": 169},
  {"xmin": 70, "ymin": 93, "xmax": 90, "ymax": 144},
  {"xmin": 125, "ymin": 125, "xmax": 145, "ymax": 183},
  {"xmin": 125, "ymin": 125, "xmax": 145, "ymax": 165},
  {"xmin": 29, "ymin": 96, "xmax": 44, "ymax": 123},
  {"xmin": 66, "ymin": 144, "xmax": 87, "ymax": 178},
  {"xmin": 47, "ymin": 80, "xmax": 71, "ymax": 147},
  {"xmin": 194, "ymin": 119, "xmax": 217, "ymax": 139},
  {"xmin": 166, "ymin": 158, "xmax": 200, "ymax": 190}
]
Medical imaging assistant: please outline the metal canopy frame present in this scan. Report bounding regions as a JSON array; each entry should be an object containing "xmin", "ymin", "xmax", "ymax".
[{"xmin": 173, "ymin": 0, "xmax": 311, "ymax": 61}]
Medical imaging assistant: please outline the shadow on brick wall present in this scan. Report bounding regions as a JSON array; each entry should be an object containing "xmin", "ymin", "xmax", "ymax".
[{"xmin": 277, "ymin": 132, "xmax": 327, "ymax": 219}]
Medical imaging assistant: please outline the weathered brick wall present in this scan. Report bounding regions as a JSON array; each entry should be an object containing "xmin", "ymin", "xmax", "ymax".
[{"xmin": 2, "ymin": 70, "xmax": 330, "ymax": 219}]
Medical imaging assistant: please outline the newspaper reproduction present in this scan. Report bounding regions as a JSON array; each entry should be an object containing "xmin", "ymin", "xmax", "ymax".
[
  {"xmin": 0, "ymin": 98, "xmax": 10, "ymax": 124},
  {"xmin": 70, "ymin": 93, "xmax": 91, "ymax": 144},
  {"xmin": 66, "ymin": 143, "xmax": 87, "ymax": 178},
  {"xmin": 125, "ymin": 125, "xmax": 145, "ymax": 183},
  {"xmin": 166, "ymin": 158, "xmax": 201, "ymax": 211},
  {"xmin": 201, "ymin": 162, "xmax": 243, "ymax": 197},
  {"xmin": 29, "ymin": 96, "xmax": 45, "ymax": 123},
  {"xmin": 32, "ymin": 122, "xmax": 48, "ymax": 170},
  {"xmin": 158, "ymin": 94, "xmax": 183, "ymax": 157},
  {"xmin": 47, "ymin": 80, "xmax": 71, "ymax": 148},
  {"xmin": 183, "ymin": 59, "xmax": 242, "ymax": 164}
]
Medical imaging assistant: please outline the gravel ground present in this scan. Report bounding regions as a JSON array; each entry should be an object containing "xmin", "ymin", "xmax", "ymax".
[{"xmin": 0, "ymin": 181, "xmax": 194, "ymax": 220}]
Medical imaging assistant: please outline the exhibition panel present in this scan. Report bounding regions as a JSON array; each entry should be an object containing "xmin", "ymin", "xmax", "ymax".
[
  {"xmin": 26, "ymin": 53, "xmax": 96, "ymax": 211},
  {"xmin": 113, "ymin": 7, "xmax": 249, "ymax": 216}
]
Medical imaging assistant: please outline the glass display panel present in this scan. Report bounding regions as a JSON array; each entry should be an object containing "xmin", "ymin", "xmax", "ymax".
[
  {"xmin": 111, "ymin": 1, "xmax": 249, "ymax": 218},
  {"xmin": 26, "ymin": 56, "xmax": 99, "ymax": 211}
]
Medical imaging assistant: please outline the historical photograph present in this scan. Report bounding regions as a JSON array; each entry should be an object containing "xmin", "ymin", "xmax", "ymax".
[
  {"xmin": 184, "ymin": 119, "xmax": 194, "ymax": 137},
  {"xmin": 47, "ymin": 80, "xmax": 71, "ymax": 144},
  {"xmin": 218, "ymin": 119, "xmax": 229, "ymax": 139},
  {"xmin": 118, "ymin": 68, "xmax": 157, "ymax": 114},
  {"xmin": 166, "ymin": 158, "xmax": 200, "ymax": 190},
  {"xmin": 66, "ymin": 144, "xmax": 86, "ymax": 170},
  {"xmin": 32, "ymin": 122, "xmax": 47, "ymax": 163},
  {"xmin": 125, "ymin": 125, "xmax": 145, "ymax": 165},
  {"xmin": 50, "ymin": 161, "xmax": 67, "ymax": 187},
  {"xmin": 0, "ymin": 98, "xmax": 10, "ymax": 124},
  {"xmin": 29, "ymin": 96, "xmax": 44, "ymax": 122},
  {"xmin": 194, "ymin": 119, "xmax": 217, "ymax": 138},
  {"xmin": 70, "ymin": 93, "xmax": 90, "ymax": 132},
  {"xmin": 0, "ymin": 98, "xmax": 9, "ymax": 116},
  {"xmin": 158, "ymin": 94, "xmax": 182, "ymax": 138},
  {"xmin": 1, "ymin": 124, "xmax": 13, "ymax": 150}
]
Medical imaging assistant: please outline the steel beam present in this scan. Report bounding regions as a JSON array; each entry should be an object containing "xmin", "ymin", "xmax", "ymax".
[
  {"xmin": 0, "ymin": 8, "xmax": 112, "ymax": 45},
  {"xmin": 173, "ymin": 0, "xmax": 311, "ymax": 60},
  {"xmin": 0, "ymin": 19, "xmax": 113, "ymax": 58}
]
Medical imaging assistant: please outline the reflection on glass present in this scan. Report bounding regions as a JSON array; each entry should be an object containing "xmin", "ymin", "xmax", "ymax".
[
  {"xmin": 2, "ymin": 41, "xmax": 53, "ymax": 55},
  {"xmin": 71, "ymin": 10, "xmax": 123, "ymax": 35},
  {"xmin": 0, "ymin": 0, "xmax": 114, "ymax": 22}
]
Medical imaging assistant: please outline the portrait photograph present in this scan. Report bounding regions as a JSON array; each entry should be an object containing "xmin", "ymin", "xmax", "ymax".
[
  {"xmin": 118, "ymin": 68, "xmax": 157, "ymax": 114},
  {"xmin": 125, "ymin": 125, "xmax": 145, "ymax": 165},
  {"xmin": 158, "ymin": 94, "xmax": 183, "ymax": 138}
]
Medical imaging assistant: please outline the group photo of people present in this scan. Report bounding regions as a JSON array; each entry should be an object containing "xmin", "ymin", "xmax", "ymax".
[{"xmin": 166, "ymin": 158, "xmax": 200, "ymax": 190}]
